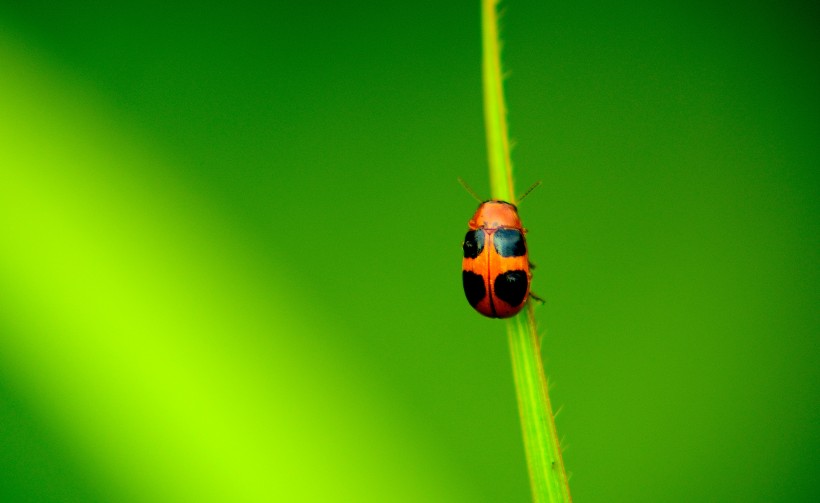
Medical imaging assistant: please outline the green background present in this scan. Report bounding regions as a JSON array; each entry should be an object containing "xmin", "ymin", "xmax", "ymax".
[{"xmin": 0, "ymin": 1, "xmax": 817, "ymax": 501}]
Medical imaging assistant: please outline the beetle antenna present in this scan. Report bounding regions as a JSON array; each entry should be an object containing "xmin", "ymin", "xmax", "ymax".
[
  {"xmin": 516, "ymin": 180, "xmax": 542, "ymax": 203},
  {"xmin": 457, "ymin": 177, "xmax": 483, "ymax": 203}
]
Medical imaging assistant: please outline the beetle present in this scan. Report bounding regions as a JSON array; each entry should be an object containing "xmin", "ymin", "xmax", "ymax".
[{"xmin": 460, "ymin": 179, "xmax": 540, "ymax": 318}]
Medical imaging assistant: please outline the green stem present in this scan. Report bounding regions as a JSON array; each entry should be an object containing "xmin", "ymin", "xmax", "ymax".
[
  {"xmin": 507, "ymin": 307, "xmax": 572, "ymax": 502},
  {"xmin": 481, "ymin": 0, "xmax": 514, "ymax": 203},
  {"xmin": 481, "ymin": 1, "xmax": 572, "ymax": 501}
]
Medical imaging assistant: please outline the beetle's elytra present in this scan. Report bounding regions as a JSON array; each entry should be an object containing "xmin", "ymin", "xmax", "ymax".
[{"xmin": 462, "ymin": 200, "xmax": 531, "ymax": 318}]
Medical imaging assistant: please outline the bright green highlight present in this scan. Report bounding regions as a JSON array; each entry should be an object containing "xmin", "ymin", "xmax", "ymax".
[
  {"xmin": 0, "ymin": 34, "xmax": 456, "ymax": 503},
  {"xmin": 481, "ymin": 1, "xmax": 571, "ymax": 501}
]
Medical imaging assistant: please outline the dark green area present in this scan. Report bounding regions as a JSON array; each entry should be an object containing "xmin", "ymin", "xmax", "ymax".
[
  {"xmin": 0, "ymin": 362, "xmax": 106, "ymax": 503},
  {"xmin": 0, "ymin": 1, "xmax": 817, "ymax": 501}
]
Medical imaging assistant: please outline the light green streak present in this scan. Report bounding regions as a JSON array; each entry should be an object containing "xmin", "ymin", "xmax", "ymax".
[
  {"xmin": 481, "ymin": 1, "xmax": 572, "ymax": 501},
  {"xmin": 0, "ymin": 34, "xmax": 457, "ymax": 503}
]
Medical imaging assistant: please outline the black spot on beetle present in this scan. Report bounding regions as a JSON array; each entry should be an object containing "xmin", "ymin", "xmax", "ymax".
[
  {"xmin": 493, "ymin": 228, "xmax": 526, "ymax": 257},
  {"xmin": 463, "ymin": 230, "xmax": 485, "ymax": 259},
  {"xmin": 462, "ymin": 271, "xmax": 486, "ymax": 307},
  {"xmin": 494, "ymin": 270, "xmax": 528, "ymax": 306}
]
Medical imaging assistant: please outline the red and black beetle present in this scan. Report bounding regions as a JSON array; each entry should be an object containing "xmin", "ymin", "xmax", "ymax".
[{"xmin": 460, "ymin": 180, "xmax": 540, "ymax": 319}]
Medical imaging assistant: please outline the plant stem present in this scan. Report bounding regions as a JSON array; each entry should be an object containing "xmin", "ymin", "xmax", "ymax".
[
  {"xmin": 507, "ymin": 307, "xmax": 572, "ymax": 503},
  {"xmin": 480, "ymin": 1, "xmax": 572, "ymax": 501},
  {"xmin": 481, "ymin": 0, "xmax": 514, "ymax": 203}
]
